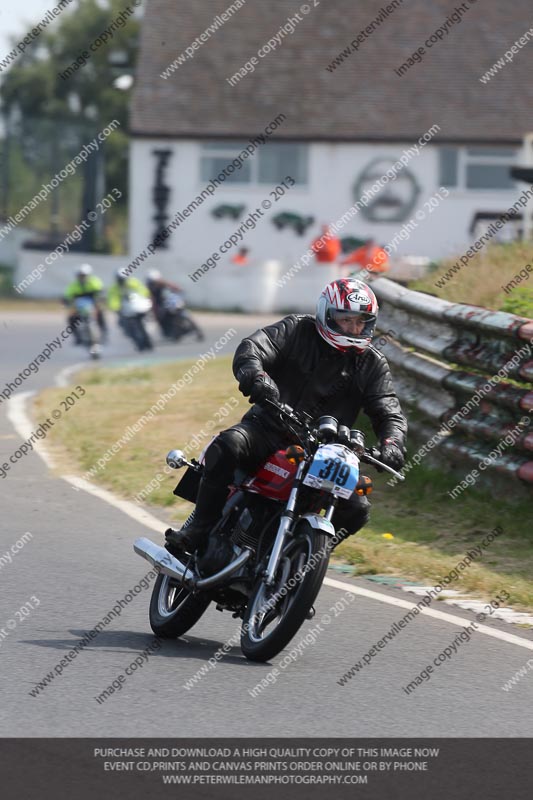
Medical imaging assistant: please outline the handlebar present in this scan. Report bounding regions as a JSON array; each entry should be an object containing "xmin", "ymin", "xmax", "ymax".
[
  {"xmin": 263, "ymin": 399, "xmax": 312, "ymax": 429},
  {"xmin": 361, "ymin": 447, "xmax": 405, "ymax": 480},
  {"xmin": 262, "ymin": 400, "xmax": 405, "ymax": 481}
]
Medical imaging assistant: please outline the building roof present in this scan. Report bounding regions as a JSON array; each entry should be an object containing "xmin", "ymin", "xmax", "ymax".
[{"xmin": 131, "ymin": 0, "xmax": 533, "ymax": 143}]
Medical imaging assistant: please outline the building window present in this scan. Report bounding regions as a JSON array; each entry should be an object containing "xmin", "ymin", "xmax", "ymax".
[
  {"xmin": 258, "ymin": 143, "xmax": 308, "ymax": 184},
  {"xmin": 438, "ymin": 146, "xmax": 517, "ymax": 190},
  {"xmin": 200, "ymin": 141, "xmax": 308, "ymax": 185},
  {"xmin": 464, "ymin": 148, "xmax": 517, "ymax": 189},
  {"xmin": 200, "ymin": 141, "xmax": 251, "ymax": 183},
  {"xmin": 439, "ymin": 147, "xmax": 458, "ymax": 187}
]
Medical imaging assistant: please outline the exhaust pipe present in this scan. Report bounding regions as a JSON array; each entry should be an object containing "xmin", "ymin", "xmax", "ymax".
[
  {"xmin": 134, "ymin": 538, "xmax": 196, "ymax": 588},
  {"xmin": 196, "ymin": 549, "xmax": 251, "ymax": 589},
  {"xmin": 133, "ymin": 537, "xmax": 251, "ymax": 590}
]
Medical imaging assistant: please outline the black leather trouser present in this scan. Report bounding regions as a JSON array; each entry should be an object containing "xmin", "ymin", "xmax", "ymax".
[{"xmin": 199, "ymin": 415, "xmax": 370, "ymax": 539}]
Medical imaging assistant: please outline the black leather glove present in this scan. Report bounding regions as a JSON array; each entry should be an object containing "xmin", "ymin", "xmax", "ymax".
[
  {"xmin": 236, "ymin": 367, "xmax": 256, "ymax": 396},
  {"xmin": 379, "ymin": 438, "xmax": 405, "ymax": 471},
  {"xmin": 248, "ymin": 372, "xmax": 280, "ymax": 405}
]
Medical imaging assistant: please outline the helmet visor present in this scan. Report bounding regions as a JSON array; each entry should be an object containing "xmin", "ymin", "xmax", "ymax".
[
  {"xmin": 329, "ymin": 310, "xmax": 375, "ymax": 323},
  {"xmin": 326, "ymin": 309, "xmax": 376, "ymax": 337}
]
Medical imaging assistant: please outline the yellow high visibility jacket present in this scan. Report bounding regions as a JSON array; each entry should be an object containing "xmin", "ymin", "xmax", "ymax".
[{"xmin": 107, "ymin": 277, "xmax": 150, "ymax": 311}]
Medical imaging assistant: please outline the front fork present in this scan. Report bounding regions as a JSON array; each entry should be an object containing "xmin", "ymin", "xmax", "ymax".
[
  {"xmin": 263, "ymin": 461, "xmax": 305, "ymax": 586},
  {"xmin": 263, "ymin": 463, "xmax": 337, "ymax": 587}
]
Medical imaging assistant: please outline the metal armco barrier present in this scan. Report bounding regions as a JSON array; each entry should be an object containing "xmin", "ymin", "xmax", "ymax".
[{"xmin": 371, "ymin": 278, "xmax": 533, "ymax": 489}]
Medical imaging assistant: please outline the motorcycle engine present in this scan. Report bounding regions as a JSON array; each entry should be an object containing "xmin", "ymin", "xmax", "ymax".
[
  {"xmin": 196, "ymin": 527, "xmax": 235, "ymax": 577},
  {"xmin": 230, "ymin": 507, "xmax": 256, "ymax": 550}
]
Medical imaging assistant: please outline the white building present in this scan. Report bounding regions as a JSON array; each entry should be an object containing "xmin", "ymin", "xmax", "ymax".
[{"xmin": 128, "ymin": 0, "xmax": 533, "ymax": 305}]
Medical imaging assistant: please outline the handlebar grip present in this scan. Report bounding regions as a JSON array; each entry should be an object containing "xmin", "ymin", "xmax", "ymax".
[{"xmin": 362, "ymin": 446, "xmax": 380, "ymax": 461}]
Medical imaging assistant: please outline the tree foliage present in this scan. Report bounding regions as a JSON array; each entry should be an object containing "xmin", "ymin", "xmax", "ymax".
[{"xmin": 0, "ymin": 0, "xmax": 140, "ymax": 230}]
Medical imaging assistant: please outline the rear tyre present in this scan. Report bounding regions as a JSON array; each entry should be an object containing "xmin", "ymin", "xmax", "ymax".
[
  {"xmin": 241, "ymin": 524, "xmax": 330, "ymax": 662},
  {"xmin": 149, "ymin": 573, "xmax": 210, "ymax": 638}
]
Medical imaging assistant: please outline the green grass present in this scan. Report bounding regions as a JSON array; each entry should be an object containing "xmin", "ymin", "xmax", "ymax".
[
  {"xmin": 411, "ymin": 241, "xmax": 533, "ymax": 315},
  {"xmin": 34, "ymin": 357, "xmax": 249, "ymax": 520},
  {"xmin": 335, "ymin": 464, "xmax": 533, "ymax": 609},
  {"xmin": 0, "ymin": 297, "xmax": 61, "ymax": 311},
  {"xmin": 34, "ymin": 356, "xmax": 533, "ymax": 612}
]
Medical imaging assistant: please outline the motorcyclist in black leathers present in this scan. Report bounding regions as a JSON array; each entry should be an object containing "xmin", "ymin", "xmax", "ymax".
[
  {"xmin": 166, "ymin": 278, "xmax": 407, "ymax": 554},
  {"xmin": 146, "ymin": 269, "xmax": 204, "ymax": 341}
]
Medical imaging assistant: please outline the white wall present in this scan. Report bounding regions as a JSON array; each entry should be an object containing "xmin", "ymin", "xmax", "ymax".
[
  {"xmin": 13, "ymin": 248, "xmax": 350, "ymax": 313},
  {"xmin": 0, "ymin": 226, "xmax": 35, "ymax": 268},
  {"xmin": 14, "ymin": 251, "xmax": 130, "ymax": 299},
  {"xmin": 129, "ymin": 137, "xmax": 522, "ymax": 275},
  {"xmin": 14, "ymin": 136, "xmax": 523, "ymax": 307}
]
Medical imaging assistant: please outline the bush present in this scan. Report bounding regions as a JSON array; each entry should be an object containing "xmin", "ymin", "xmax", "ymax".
[
  {"xmin": 499, "ymin": 286, "xmax": 533, "ymax": 318},
  {"xmin": 0, "ymin": 263, "xmax": 15, "ymax": 296}
]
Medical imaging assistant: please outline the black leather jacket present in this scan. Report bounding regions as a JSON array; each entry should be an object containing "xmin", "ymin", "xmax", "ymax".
[{"xmin": 233, "ymin": 314, "xmax": 407, "ymax": 448}]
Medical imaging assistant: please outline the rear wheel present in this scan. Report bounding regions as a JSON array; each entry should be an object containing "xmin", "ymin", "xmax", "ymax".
[
  {"xmin": 149, "ymin": 573, "xmax": 210, "ymax": 638},
  {"xmin": 166, "ymin": 312, "xmax": 182, "ymax": 341},
  {"xmin": 241, "ymin": 523, "xmax": 330, "ymax": 662}
]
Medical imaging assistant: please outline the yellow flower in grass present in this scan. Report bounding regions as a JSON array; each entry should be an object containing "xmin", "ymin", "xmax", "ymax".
[{"xmin": 382, "ymin": 533, "xmax": 394, "ymax": 540}]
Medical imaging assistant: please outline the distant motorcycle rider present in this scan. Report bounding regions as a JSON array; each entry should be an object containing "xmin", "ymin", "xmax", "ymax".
[
  {"xmin": 107, "ymin": 269, "xmax": 150, "ymax": 315},
  {"xmin": 145, "ymin": 269, "xmax": 181, "ymax": 337},
  {"xmin": 166, "ymin": 278, "xmax": 407, "ymax": 554},
  {"xmin": 63, "ymin": 264, "xmax": 107, "ymax": 344},
  {"xmin": 146, "ymin": 269, "xmax": 204, "ymax": 341},
  {"xmin": 108, "ymin": 268, "xmax": 153, "ymax": 351}
]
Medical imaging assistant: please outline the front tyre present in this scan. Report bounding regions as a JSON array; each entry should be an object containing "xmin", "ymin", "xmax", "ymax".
[
  {"xmin": 149, "ymin": 573, "xmax": 210, "ymax": 638},
  {"xmin": 241, "ymin": 524, "xmax": 330, "ymax": 662},
  {"xmin": 124, "ymin": 316, "xmax": 152, "ymax": 351}
]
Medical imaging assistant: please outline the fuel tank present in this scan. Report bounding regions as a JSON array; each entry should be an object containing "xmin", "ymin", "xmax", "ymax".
[{"xmin": 243, "ymin": 449, "xmax": 297, "ymax": 501}]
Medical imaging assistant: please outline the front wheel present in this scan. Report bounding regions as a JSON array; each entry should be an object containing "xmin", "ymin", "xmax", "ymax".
[
  {"xmin": 241, "ymin": 524, "xmax": 330, "ymax": 662},
  {"xmin": 149, "ymin": 573, "xmax": 210, "ymax": 638},
  {"xmin": 125, "ymin": 316, "xmax": 153, "ymax": 351}
]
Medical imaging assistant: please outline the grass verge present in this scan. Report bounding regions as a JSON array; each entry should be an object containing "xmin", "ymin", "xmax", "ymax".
[
  {"xmin": 0, "ymin": 298, "xmax": 61, "ymax": 312},
  {"xmin": 34, "ymin": 356, "xmax": 533, "ymax": 612},
  {"xmin": 411, "ymin": 241, "xmax": 533, "ymax": 316}
]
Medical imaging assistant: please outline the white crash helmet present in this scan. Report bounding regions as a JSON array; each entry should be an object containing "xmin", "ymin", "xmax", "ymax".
[
  {"xmin": 76, "ymin": 263, "xmax": 93, "ymax": 277},
  {"xmin": 315, "ymin": 278, "xmax": 378, "ymax": 353},
  {"xmin": 146, "ymin": 269, "xmax": 162, "ymax": 283}
]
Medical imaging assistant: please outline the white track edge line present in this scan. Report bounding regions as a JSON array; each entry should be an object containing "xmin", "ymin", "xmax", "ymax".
[
  {"xmin": 6, "ymin": 391, "xmax": 55, "ymax": 469},
  {"xmin": 324, "ymin": 576, "xmax": 533, "ymax": 651},
  {"xmin": 55, "ymin": 362, "xmax": 86, "ymax": 388},
  {"xmin": 8, "ymin": 390, "xmax": 533, "ymax": 653}
]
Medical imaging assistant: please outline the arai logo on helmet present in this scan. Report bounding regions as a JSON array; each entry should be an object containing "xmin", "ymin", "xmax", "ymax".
[{"xmin": 347, "ymin": 291, "xmax": 370, "ymax": 305}]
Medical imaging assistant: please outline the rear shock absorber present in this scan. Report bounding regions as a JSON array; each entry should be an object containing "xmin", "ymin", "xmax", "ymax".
[{"xmin": 181, "ymin": 509, "xmax": 196, "ymax": 530}]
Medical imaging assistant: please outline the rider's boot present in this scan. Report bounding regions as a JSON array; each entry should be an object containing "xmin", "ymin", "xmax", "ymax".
[{"xmin": 165, "ymin": 475, "xmax": 229, "ymax": 554}]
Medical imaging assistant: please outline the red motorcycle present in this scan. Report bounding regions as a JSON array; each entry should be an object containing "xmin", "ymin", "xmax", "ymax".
[{"xmin": 134, "ymin": 401, "xmax": 403, "ymax": 662}]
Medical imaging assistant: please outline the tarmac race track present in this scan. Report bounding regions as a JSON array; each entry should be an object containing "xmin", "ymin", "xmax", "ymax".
[{"xmin": 1, "ymin": 310, "xmax": 532, "ymax": 736}]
